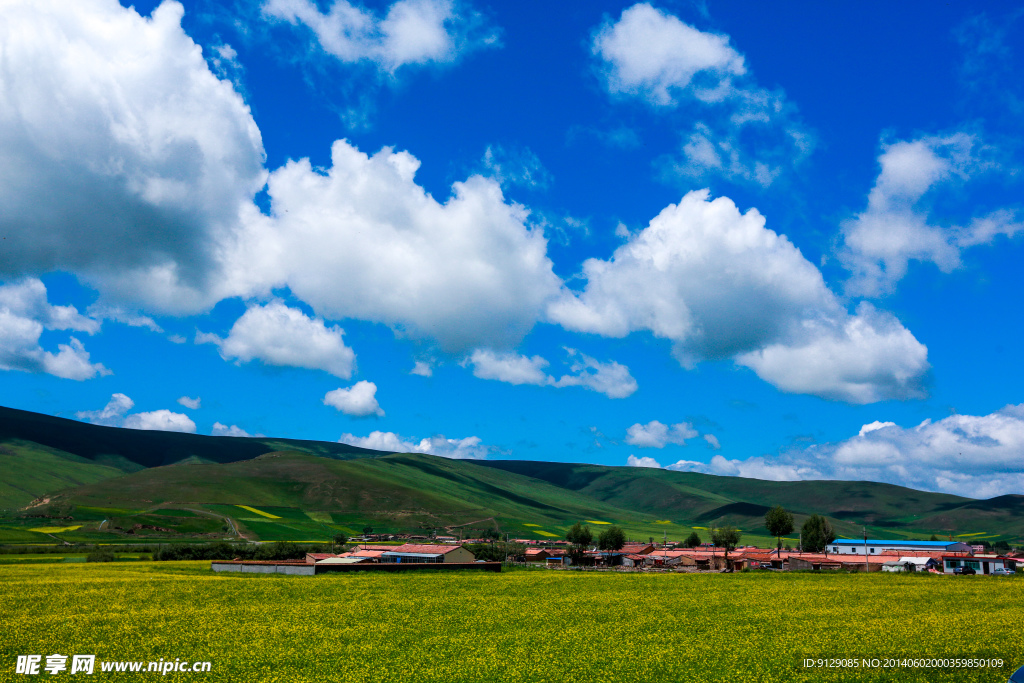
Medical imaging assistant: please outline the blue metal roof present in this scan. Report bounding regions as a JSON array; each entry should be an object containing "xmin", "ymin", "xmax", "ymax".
[{"xmin": 832, "ymin": 539, "xmax": 961, "ymax": 546}]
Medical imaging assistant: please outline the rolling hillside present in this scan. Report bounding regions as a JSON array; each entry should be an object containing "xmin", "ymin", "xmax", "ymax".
[
  {"xmin": 0, "ymin": 405, "xmax": 389, "ymax": 508},
  {"xmin": 2, "ymin": 404, "xmax": 1023, "ymax": 545}
]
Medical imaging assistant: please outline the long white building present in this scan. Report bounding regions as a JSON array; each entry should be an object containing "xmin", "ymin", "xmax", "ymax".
[{"xmin": 828, "ymin": 539, "xmax": 973, "ymax": 555}]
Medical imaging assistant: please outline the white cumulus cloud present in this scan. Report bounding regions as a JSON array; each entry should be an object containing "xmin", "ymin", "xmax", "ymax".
[
  {"xmin": 198, "ymin": 300, "xmax": 356, "ymax": 378},
  {"xmin": 627, "ymin": 454, "xmax": 662, "ymax": 468},
  {"xmin": 232, "ymin": 140, "xmax": 562, "ymax": 353},
  {"xmin": 466, "ymin": 349, "xmax": 549, "ymax": 386},
  {"xmin": 261, "ymin": 0, "xmax": 498, "ymax": 73},
  {"xmin": 548, "ymin": 190, "xmax": 929, "ymax": 403},
  {"xmin": 339, "ymin": 430, "xmax": 489, "ymax": 459},
  {"xmin": 212, "ymin": 422, "xmax": 252, "ymax": 437},
  {"xmin": 123, "ymin": 409, "xmax": 196, "ymax": 433},
  {"xmin": 625, "ymin": 420, "xmax": 699, "ymax": 448},
  {"xmin": 177, "ymin": 396, "xmax": 201, "ymax": 410},
  {"xmin": 592, "ymin": 3, "xmax": 811, "ymax": 187},
  {"xmin": 76, "ymin": 393, "xmax": 135, "ymax": 426},
  {"xmin": 0, "ymin": 0, "xmax": 266, "ymax": 314},
  {"xmin": 0, "ymin": 278, "xmax": 109, "ymax": 380},
  {"xmin": 840, "ymin": 132, "xmax": 1022, "ymax": 296},
  {"xmin": 550, "ymin": 349, "xmax": 638, "ymax": 399},
  {"xmin": 592, "ymin": 3, "xmax": 745, "ymax": 106},
  {"xmin": 410, "ymin": 360, "xmax": 433, "ymax": 377},
  {"xmin": 466, "ymin": 348, "xmax": 637, "ymax": 399},
  {"xmin": 667, "ymin": 404, "xmax": 1024, "ymax": 498},
  {"xmin": 77, "ymin": 393, "xmax": 195, "ymax": 433},
  {"xmin": 324, "ymin": 380, "xmax": 384, "ymax": 417}
]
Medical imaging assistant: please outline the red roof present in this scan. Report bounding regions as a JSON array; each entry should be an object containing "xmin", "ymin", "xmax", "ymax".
[{"xmin": 387, "ymin": 544, "xmax": 465, "ymax": 555}]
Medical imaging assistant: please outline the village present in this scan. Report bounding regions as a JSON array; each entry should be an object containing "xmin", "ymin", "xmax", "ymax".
[{"xmin": 212, "ymin": 535, "xmax": 1020, "ymax": 576}]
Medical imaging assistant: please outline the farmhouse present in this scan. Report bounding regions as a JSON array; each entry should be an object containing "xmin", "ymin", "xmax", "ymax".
[
  {"xmin": 380, "ymin": 544, "xmax": 475, "ymax": 564},
  {"xmin": 942, "ymin": 555, "xmax": 1010, "ymax": 575},
  {"xmin": 827, "ymin": 539, "xmax": 972, "ymax": 556},
  {"xmin": 525, "ymin": 549, "xmax": 551, "ymax": 562},
  {"xmin": 620, "ymin": 544, "xmax": 655, "ymax": 555}
]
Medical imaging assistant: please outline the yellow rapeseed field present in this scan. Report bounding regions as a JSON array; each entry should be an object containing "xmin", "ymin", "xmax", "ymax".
[
  {"xmin": 235, "ymin": 505, "xmax": 282, "ymax": 519},
  {"xmin": 2, "ymin": 562, "xmax": 1023, "ymax": 682}
]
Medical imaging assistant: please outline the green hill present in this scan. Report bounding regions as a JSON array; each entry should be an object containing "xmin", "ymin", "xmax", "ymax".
[
  {"xmin": 0, "ymin": 406, "xmax": 388, "ymax": 467},
  {"xmin": 2, "ymin": 404, "xmax": 1023, "ymax": 546},
  {"xmin": 24, "ymin": 451, "xmax": 651, "ymax": 543},
  {"xmin": 470, "ymin": 460, "xmax": 980, "ymax": 535}
]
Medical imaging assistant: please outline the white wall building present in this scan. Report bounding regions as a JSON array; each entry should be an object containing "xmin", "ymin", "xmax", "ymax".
[{"xmin": 827, "ymin": 539, "xmax": 972, "ymax": 555}]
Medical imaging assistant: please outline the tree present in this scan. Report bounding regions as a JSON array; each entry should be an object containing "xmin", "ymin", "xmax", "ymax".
[
  {"xmin": 684, "ymin": 531, "xmax": 702, "ymax": 548},
  {"xmin": 362, "ymin": 526, "xmax": 373, "ymax": 535},
  {"xmin": 800, "ymin": 514, "xmax": 836, "ymax": 553},
  {"xmin": 710, "ymin": 525, "xmax": 741, "ymax": 569},
  {"xmin": 597, "ymin": 526, "xmax": 626, "ymax": 551},
  {"xmin": 481, "ymin": 527, "xmax": 501, "ymax": 542},
  {"xmin": 566, "ymin": 522, "xmax": 593, "ymax": 566},
  {"xmin": 764, "ymin": 506, "xmax": 794, "ymax": 556},
  {"xmin": 929, "ymin": 534, "xmax": 939, "ymax": 541}
]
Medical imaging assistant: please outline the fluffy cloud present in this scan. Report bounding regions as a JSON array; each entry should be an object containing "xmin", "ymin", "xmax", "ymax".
[
  {"xmin": 466, "ymin": 348, "xmax": 638, "ymax": 398},
  {"xmin": 466, "ymin": 349, "xmax": 549, "ymax": 386},
  {"xmin": 76, "ymin": 393, "xmax": 136, "ymax": 426},
  {"xmin": 0, "ymin": 3, "xmax": 562, "ymax": 355},
  {"xmin": 548, "ymin": 190, "xmax": 928, "ymax": 403},
  {"xmin": 592, "ymin": 3, "xmax": 745, "ymax": 106},
  {"xmin": 410, "ymin": 361, "xmax": 433, "ymax": 377},
  {"xmin": 177, "ymin": 396, "xmax": 201, "ymax": 410},
  {"xmin": 198, "ymin": 300, "xmax": 355, "ymax": 378},
  {"xmin": 323, "ymin": 381, "xmax": 384, "ymax": 417},
  {"xmin": 703, "ymin": 434, "xmax": 721, "ymax": 450},
  {"xmin": 668, "ymin": 404, "xmax": 1024, "ymax": 498},
  {"xmin": 627, "ymin": 454, "xmax": 662, "ymax": 468},
  {"xmin": 77, "ymin": 393, "xmax": 195, "ymax": 433},
  {"xmin": 734, "ymin": 302, "xmax": 929, "ymax": 404},
  {"xmin": 339, "ymin": 430, "xmax": 489, "ymax": 459},
  {"xmin": 592, "ymin": 3, "xmax": 811, "ymax": 186},
  {"xmin": 0, "ymin": 0, "xmax": 266, "ymax": 313},
  {"xmin": 212, "ymin": 422, "xmax": 252, "ymax": 437},
  {"xmin": 0, "ymin": 278, "xmax": 109, "ymax": 380},
  {"xmin": 262, "ymin": 0, "xmax": 498, "ymax": 73},
  {"xmin": 123, "ymin": 410, "xmax": 196, "ymax": 433},
  {"xmin": 840, "ymin": 133, "xmax": 1022, "ymax": 296},
  {"xmin": 550, "ymin": 350, "xmax": 638, "ymax": 399},
  {"xmin": 625, "ymin": 420, "xmax": 698, "ymax": 448},
  {"xmin": 235, "ymin": 140, "xmax": 562, "ymax": 352}
]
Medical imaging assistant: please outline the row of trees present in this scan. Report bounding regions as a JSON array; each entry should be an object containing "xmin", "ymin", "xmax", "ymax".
[
  {"xmin": 764, "ymin": 505, "xmax": 837, "ymax": 553},
  {"xmin": 564, "ymin": 522, "xmax": 744, "ymax": 562}
]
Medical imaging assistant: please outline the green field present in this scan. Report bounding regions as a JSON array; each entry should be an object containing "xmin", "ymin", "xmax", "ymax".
[{"xmin": 2, "ymin": 561, "xmax": 1022, "ymax": 682}]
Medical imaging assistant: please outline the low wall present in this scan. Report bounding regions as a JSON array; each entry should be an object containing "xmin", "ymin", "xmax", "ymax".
[
  {"xmin": 211, "ymin": 561, "xmax": 501, "ymax": 575},
  {"xmin": 212, "ymin": 562, "xmax": 315, "ymax": 576},
  {"xmin": 314, "ymin": 562, "xmax": 501, "ymax": 574}
]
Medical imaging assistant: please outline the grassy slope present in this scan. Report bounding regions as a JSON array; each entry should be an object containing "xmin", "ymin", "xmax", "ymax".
[
  {"xmin": 471, "ymin": 460, "xmax": 1024, "ymax": 539},
  {"xmin": 0, "ymin": 440, "xmax": 130, "ymax": 510},
  {"xmin": 0, "ymin": 405, "xmax": 388, "ymax": 470},
  {"xmin": 5, "ymin": 405, "xmax": 1024, "ymax": 543},
  {"xmin": 41, "ymin": 451, "xmax": 657, "ymax": 541}
]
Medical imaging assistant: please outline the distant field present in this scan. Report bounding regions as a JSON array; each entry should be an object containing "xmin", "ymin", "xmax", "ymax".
[{"xmin": 2, "ymin": 563, "xmax": 1022, "ymax": 682}]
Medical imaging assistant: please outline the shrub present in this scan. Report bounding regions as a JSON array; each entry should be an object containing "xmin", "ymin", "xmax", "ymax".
[{"xmin": 86, "ymin": 548, "xmax": 116, "ymax": 563}]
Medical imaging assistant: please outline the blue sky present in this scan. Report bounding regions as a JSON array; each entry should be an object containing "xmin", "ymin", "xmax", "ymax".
[{"xmin": 2, "ymin": 0, "xmax": 1023, "ymax": 498}]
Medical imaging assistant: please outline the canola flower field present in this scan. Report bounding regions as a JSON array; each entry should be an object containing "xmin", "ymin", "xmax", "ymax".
[{"xmin": 2, "ymin": 562, "xmax": 1023, "ymax": 682}]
